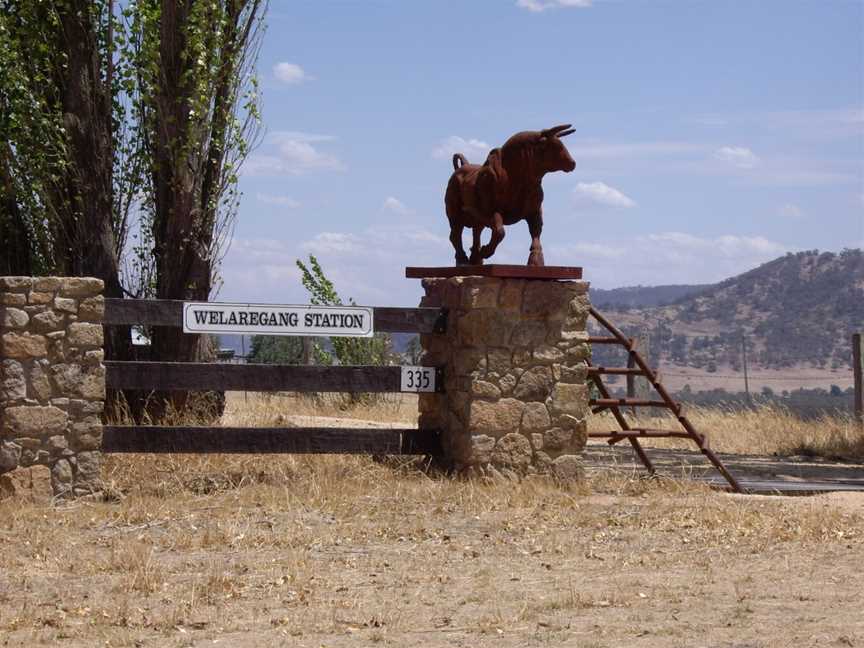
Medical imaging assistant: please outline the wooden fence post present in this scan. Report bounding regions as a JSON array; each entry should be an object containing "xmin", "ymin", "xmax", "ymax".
[{"xmin": 854, "ymin": 333, "xmax": 863, "ymax": 424}]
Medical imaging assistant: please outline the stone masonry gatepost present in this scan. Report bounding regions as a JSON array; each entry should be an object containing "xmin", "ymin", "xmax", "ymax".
[
  {"xmin": 417, "ymin": 276, "xmax": 591, "ymax": 479},
  {"xmin": 0, "ymin": 277, "xmax": 105, "ymax": 496}
]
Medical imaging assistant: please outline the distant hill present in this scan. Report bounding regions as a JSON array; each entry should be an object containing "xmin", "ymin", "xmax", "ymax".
[
  {"xmin": 590, "ymin": 284, "xmax": 707, "ymax": 309},
  {"xmin": 591, "ymin": 249, "xmax": 864, "ymax": 376}
]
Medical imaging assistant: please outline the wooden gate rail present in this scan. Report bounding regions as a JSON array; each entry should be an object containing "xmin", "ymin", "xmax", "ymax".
[
  {"xmin": 102, "ymin": 426, "xmax": 441, "ymax": 455},
  {"xmin": 105, "ymin": 361, "xmax": 444, "ymax": 393},
  {"xmin": 103, "ymin": 298, "xmax": 447, "ymax": 334}
]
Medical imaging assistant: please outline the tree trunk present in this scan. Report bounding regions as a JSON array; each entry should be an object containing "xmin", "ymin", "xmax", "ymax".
[{"xmin": 55, "ymin": 0, "xmax": 135, "ymax": 418}]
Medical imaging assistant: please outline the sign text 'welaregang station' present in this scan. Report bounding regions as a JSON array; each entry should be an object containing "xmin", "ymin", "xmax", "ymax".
[{"xmin": 182, "ymin": 302, "xmax": 374, "ymax": 337}]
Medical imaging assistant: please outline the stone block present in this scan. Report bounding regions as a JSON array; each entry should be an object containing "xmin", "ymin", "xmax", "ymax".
[
  {"xmin": 28, "ymin": 292, "xmax": 53, "ymax": 305},
  {"xmin": 486, "ymin": 347, "xmax": 511, "ymax": 374},
  {"xmin": 51, "ymin": 458, "xmax": 73, "ymax": 493},
  {"xmin": 522, "ymin": 282, "xmax": 571, "ymax": 317},
  {"xmin": 551, "ymin": 455, "xmax": 584, "ymax": 481},
  {"xmin": 54, "ymin": 297, "xmax": 77, "ymax": 314},
  {"xmin": 564, "ymin": 343, "xmax": 590, "ymax": 363},
  {"xmin": 490, "ymin": 433, "xmax": 533, "ymax": 471},
  {"xmin": 452, "ymin": 349, "xmax": 486, "ymax": 376},
  {"xmin": 510, "ymin": 320, "xmax": 547, "ymax": 347},
  {"xmin": 67, "ymin": 323, "xmax": 103, "ymax": 347},
  {"xmin": 471, "ymin": 380, "xmax": 501, "ymax": 399},
  {"xmin": 521, "ymin": 402, "xmax": 551, "ymax": 432},
  {"xmin": 70, "ymin": 421, "xmax": 102, "ymax": 451},
  {"xmin": 0, "ymin": 293, "xmax": 26, "ymax": 306},
  {"xmin": 1, "ymin": 307, "xmax": 29, "ymax": 328},
  {"xmin": 21, "ymin": 447, "xmax": 50, "ymax": 466},
  {"xmin": 3, "ymin": 405, "xmax": 67, "ymax": 437},
  {"xmin": 82, "ymin": 400, "xmax": 104, "ymax": 414},
  {"xmin": 457, "ymin": 309, "xmax": 515, "ymax": 348},
  {"xmin": 33, "ymin": 277, "xmax": 61, "ymax": 292},
  {"xmin": 29, "ymin": 361, "xmax": 53, "ymax": 401},
  {"xmin": 468, "ymin": 398, "xmax": 524, "ymax": 434},
  {"xmin": 1, "ymin": 359, "xmax": 26, "ymax": 401},
  {"xmin": 76, "ymin": 451, "xmax": 101, "ymax": 482},
  {"xmin": 0, "ymin": 441, "xmax": 21, "ymax": 471},
  {"xmin": 470, "ymin": 434, "xmax": 497, "ymax": 464},
  {"xmin": 498, "ymin": 280, "xmax": 525, "ymax": 311},
  {"xmin": 31, "ymin": 310, "xmax": 63, "ymax": 333},
  {"xmin": 1, "ymin": 332, "xmax": 48, "ymax": 358},
  {"xmin": 513, "ymin": 366, "xmax": 552, "ymax": 401},
  {"xmin": 553, "ymin": 363, "xmax": 588, "ymax": 383},
  {"xmin": 0, "ymin": 277, "xmax": 32, "ymax": 292},
  {"xmin": 459, "ymin": 279, "xmax": 499, "ymax": 309},
  {"xmin": 533, "ymin": 344, "xmax": 565, "ymax": 364},
  {"xmin": 50, "ymin": 364, "xmax": 105, "ymax": 399},
  {"xmin": 498, "ymin": 373, "xmax": 517, "ymax": 395},
  {"xmin": 59, "ymin": 277, "xmax": 104, "ymax": 297},
  {"xmin": 542, "ymin": 427, "xmax": 577, "ymax": 451},
  {"xmin": 78, "ymin": 296, "xmax": 104, "ymax": 321},
  {"xmin": 548, "ymin": 383, "xmax": 589, "ymax": 420},
  {"xmin": 47, "ymin": 435, "xmax": 69, "ymax": 452}
]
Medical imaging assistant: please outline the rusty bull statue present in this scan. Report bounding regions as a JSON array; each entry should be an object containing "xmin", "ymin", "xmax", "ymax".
[{"xmin": 444, "ymin": 124, "xmax": 576, "ymax": 266}]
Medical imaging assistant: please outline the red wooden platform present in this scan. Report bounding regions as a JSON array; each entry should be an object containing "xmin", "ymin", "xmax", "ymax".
[{"xmin": 405, "ymin": 264, "xmax": 583, "ymax": 280}]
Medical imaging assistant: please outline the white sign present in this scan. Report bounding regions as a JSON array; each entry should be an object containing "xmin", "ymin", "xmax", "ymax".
[
  {"xmin": 400, "ymin": 366, "xmax": 437, "ymax": 393},
  {"xmin": 182, "ymin": 302, "xmax": 374, "ymax": 338}
]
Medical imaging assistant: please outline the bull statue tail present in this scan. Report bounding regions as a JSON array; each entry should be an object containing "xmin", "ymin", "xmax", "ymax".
[{"xmin": 452, "ymin": 153, "xmax": 468, "ymax": 170}]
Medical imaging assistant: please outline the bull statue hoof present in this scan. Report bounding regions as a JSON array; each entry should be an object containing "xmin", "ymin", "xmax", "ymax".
[{"xmin": 527, "ymin": 249, "xmax": 545, "ymax": 267}]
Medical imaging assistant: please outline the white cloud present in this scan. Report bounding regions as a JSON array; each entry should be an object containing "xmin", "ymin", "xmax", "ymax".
[
  {"xmin": 432, "ymin": 136, "xmax": 490, "ymax": 165},
  {"xmin": 257, "ymin": 193, "xmax": 301, "ymax": 208},
  {"xmin": 273, "ymin": 62, "xmax": 310, "ymax": 84},
  {"xmin": 777, "ymin": 203, "xmax": 803, "ymax": 218},
  {"xmin": 219, "ymin": 238, "xmax": 305, "ymax": 303},
  {"xmin": 573, "ymin": 181, "xmax": 636, "ymax": 208},
  {"xmin": 517, "ymin": 0, "xmax": 592, "ymax": 11},
  {"xmin": 382, "ymin": 196, "xmax": 414, "ymax": 216},
  {"xmin": 302, "ymin": 232, "xmax": 364, "ymax": 256},
  {"xmin": 550, "ymin": 232, "xmax": 793, "ymax": 288},
  {"xmin": 714, "ymin": 146, "xmax": 760, "ymax": 169},
  {"xmin": 245, "ymin": 131, "xmax": 344, "ymax": 176}
]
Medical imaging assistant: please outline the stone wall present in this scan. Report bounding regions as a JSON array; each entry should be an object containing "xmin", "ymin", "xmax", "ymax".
[
  {"xmin": 0, "ymin": 277, "xmax": 105, "ymax": 496},
  {"xmin": 418, "ymin": 276, "xmax": 590, "ymax": 479}
]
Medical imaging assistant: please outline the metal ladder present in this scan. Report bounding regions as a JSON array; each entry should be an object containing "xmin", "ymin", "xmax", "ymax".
[{"xmin": 587, "ymin": 307, "xmax": 743, "ymax": 493}]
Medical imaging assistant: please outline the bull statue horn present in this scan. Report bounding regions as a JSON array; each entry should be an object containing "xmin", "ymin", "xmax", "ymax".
[
  {"xmin": 540, "ymin": 124, "xmax": 573, "ymax": 138},
  {"xmin": 556, "ymin": 128, "xmax": 575, "ymax": 138}
]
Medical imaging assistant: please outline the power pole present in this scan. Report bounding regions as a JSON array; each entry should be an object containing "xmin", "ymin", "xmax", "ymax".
[
  {"xmin": 627, "ymin": 332, "xmax": 651, "ymax": 416},
  {"xmin": 741, "ymin": 334, "xmax": 751, "ymax": 406},
  {"xmin": 854, "ymin": 333, "xmax": 863, "ymax": 425}
]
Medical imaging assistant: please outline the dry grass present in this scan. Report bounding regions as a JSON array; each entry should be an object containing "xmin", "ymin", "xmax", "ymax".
[
  {"xmin": 1, "ymin": 393, "xmax": 863, "ymax": 646},
  {"xmin": 589, "ymin": 403, "xmax": 864, "ymax": 460}
]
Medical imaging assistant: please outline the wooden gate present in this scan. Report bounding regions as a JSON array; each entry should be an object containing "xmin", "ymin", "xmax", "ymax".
[{"xmin": 101, "ymin": 299, "xmax": 446, "ymax": 456}]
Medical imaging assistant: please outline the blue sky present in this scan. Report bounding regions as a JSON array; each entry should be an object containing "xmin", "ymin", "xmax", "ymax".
[{"xmin": 220, "ymin": 0, "xmax": 863, "ymax": 306}]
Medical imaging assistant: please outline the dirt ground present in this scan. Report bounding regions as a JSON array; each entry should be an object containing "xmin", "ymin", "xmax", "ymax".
[
  {"xmin": 2, "ymin": 394, "xmax": 862, "ymax": 647},
  {"xmin": 1, "ymin": 453, "xmax": 863, "ymax": 648}
]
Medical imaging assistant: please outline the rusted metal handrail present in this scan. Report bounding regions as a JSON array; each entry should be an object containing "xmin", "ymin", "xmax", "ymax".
[{"xmin": 588, "ymin": 306, "xmax": 743, "ymax": 493}]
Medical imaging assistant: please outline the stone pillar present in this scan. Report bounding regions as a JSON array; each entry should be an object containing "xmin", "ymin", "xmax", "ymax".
[
  {"xmin": 0, "ymin": 277, "xmax": 105, "ymax": 496},
  {"xmin": 418, "ymin": 276, "xmax": 590, "ymax": 480}
]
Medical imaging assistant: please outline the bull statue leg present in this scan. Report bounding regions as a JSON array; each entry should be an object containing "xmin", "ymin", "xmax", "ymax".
[
  {"xmin": 468, "ymin": 226, "xmax": 484, "ymax": 265},
  {"xmin": 480, "ymin": 212, "xmax": 505, "ymax": 260},
  {"xmin": 526, "ymin": 213, "xmax": 545, "ymax": 266},
  {"xmin": 449, "ymin": 222, "xmax": 469, "ymax": 265}
]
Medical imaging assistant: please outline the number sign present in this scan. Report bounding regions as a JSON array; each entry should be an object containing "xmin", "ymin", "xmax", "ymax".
[{"xmin": 400, "ymin": 366, "xmax": 436, "ymax": 393}]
